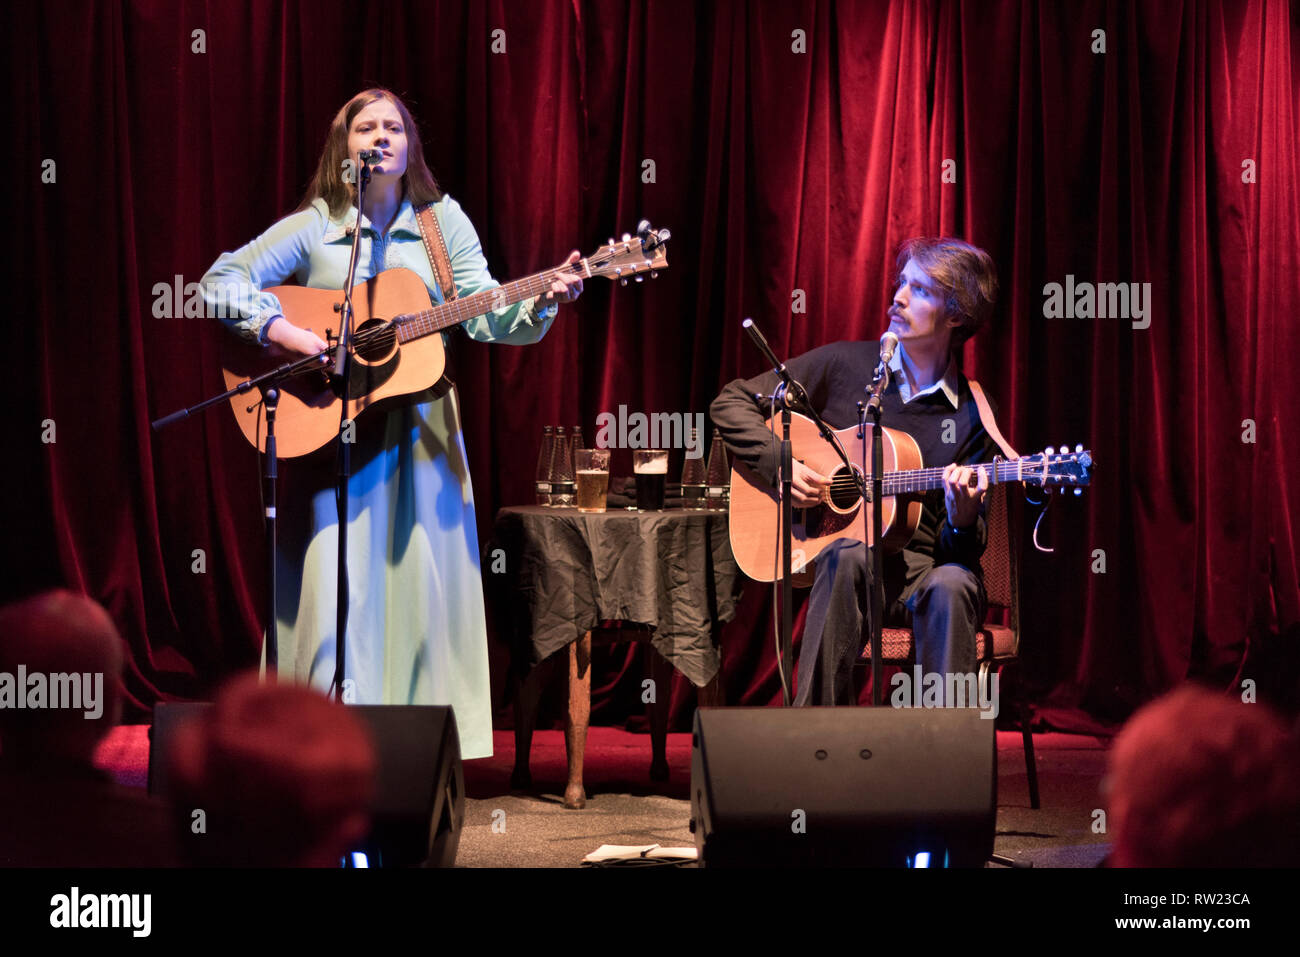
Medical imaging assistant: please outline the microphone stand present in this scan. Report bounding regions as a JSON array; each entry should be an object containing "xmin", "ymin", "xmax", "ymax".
[
  {"xmin": 328, "ymin": 154, "xmax": 378, "ymax": 703},
  {"xmin": 153, "ymin": 340, "xmax": 341, "ymax": 675},
  {"xmin": 862, "ymin": 349, "xmax": 891, "ymax": 706},
  {"xmin": 741, "ymin": 319, "xmax": 866, "ymax": 706}
]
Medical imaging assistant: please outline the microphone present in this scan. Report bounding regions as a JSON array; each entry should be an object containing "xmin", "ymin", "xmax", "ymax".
[
  {"xmin": 742, "ymin": 318, "xmax": 786, "ymax": 375},
  {"xmin": 878, "ymin": 331, "xmax": 900, "ymax": 367},
  {"xmin": 359, "ymin": 149, "xmax": 384, "ymax": 165},
  {"xmin": 865, "ymin": 331, "xmax": 899, "ymax": 415}
]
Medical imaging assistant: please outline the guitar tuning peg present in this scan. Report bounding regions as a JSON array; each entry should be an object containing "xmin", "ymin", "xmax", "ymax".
[
  {"xmin": 622, "ymin": 233, "xmax": 632, "ymax": 242},
  {"xmin": 649, "ymin": 270, "xmax": 658, "ymax": 278},
  {"xmin": 1060, "ymin": 442, "xmax": 1068, "ymax": 455},
  {"xmin": 620, "ymin": 278, "xmax": 628, "ymax": 286},
  {"xmin": 1075, "ymin": 444, "xmax": 1083, "ymax": 453},
  {"xmin": 634, "ymin": 275, "xmax": 644, "ymax": 283},
  {"xmin": 636, "ymin": 219, "xmax": 651, "ymax": 237},
  {"xmin": 1073, "ymin": 488, "xmax": 1082, "ymax": 496},
  {"xmin": 608, "ymin": 237, "xmax": 616, "ymax": 246},
  {"xmin": 1045, "ymin": 446, "xmax": 1055, "ymax": 456}
]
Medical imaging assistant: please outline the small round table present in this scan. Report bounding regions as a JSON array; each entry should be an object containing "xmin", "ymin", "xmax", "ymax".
[{"xmin": 489, "ymin": 505, "xmax": 742, "ymax": 807}]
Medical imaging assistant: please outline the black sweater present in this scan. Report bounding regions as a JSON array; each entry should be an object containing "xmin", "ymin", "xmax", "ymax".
[{"xmin": 709, "ymin": 340, "xmax": 999, "ymax": 576}]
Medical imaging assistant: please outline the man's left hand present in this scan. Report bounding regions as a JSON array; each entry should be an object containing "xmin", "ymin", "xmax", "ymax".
[
  {"xmin": 540, "ymin": 250, "xmax": 584, "ymax": 305},
  {"xmin": 943, "ymin": 463, "xmax": 987, "ymax": 529}
]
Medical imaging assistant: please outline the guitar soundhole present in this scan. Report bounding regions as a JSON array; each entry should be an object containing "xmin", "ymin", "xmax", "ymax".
[
  {"xmin": 353, "ymin": 317, "xmax": 398, "ymax": 363},
  {"xmin": 827, "ymin": 465, "xmax": 864, "ymax": 511}
]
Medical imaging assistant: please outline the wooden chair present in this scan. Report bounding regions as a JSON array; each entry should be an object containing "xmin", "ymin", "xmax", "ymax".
[{"xmin": 857, "ymin": 482, "xmax": 1040, "ymax": 809}]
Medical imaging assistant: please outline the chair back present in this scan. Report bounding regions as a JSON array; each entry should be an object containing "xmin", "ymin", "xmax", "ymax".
[{"xmin": 979, "ymin": 483, "xmax": 1020, "ymax": 657}]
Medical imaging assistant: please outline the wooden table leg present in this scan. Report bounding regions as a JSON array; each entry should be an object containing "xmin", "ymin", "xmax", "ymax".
[
  {"xmin": 646, "ymin": 642, "xmax": 673, "ymax": 781},
  {"xmin": 563, "ymin": 631, "xmax": 592, "ymax": 809},
  {"xmin": 510, "ymin": 658, "xmax": 550, "ymax": 791},
  {"xmin": 697, "ymin": 668, "xmax": 725, "ymax": 708}
]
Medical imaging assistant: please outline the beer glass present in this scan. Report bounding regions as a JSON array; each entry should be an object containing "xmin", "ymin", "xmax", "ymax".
[
  {"xmin": 633, "ymin": 449, "xmax": 668, "ymax": 511},
  {"xmin": 575, "ymin": 449, "xmax": 610, "ymax": 513}
]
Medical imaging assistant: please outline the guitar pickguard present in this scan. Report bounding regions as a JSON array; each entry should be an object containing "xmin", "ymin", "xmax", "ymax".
[{"xmin": 796, "ymin": 503, "xmax": 860, "ymax": 542}]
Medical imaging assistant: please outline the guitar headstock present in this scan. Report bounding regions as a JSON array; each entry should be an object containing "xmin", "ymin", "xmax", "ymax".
[
  {"xmin": 585, "ymin": 220, "xmax": 670, "ymax": 285},
  {"xmin": 1017, "ymin": 444, "xmax": 1094, "ymax": 495}
]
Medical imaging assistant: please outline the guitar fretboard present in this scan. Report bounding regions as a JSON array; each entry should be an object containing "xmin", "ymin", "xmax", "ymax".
[
  {"xmin": 393, "ymin": 268, "xmax": 575, "ymax": 342},
  {"xmin": 877, "ymin": 460, "xmax": 1036, "ymax": 496}
]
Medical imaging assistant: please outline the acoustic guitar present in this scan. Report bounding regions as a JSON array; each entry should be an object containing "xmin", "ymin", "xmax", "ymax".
[
  {"xmin": 221, "ymin": 224, "xmax": 669, "ymax": 457},
  {"xmin": 728, "ymin": 411, "xmax": 1093, "ymax": 582}
]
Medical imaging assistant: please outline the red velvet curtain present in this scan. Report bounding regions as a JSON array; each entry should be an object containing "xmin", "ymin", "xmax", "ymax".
[{"xmin": 13, "ymin": 0, "xmax": 1299, "ymax": 727}]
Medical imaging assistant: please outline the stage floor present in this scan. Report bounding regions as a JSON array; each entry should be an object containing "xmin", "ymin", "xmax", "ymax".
[{"xmin": 97, "ymin": 725, "xmax": 1111, "ymax": 867}]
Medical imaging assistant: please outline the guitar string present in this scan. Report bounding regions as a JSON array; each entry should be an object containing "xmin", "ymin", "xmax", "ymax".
[
  {"xmin": 337, "ymin": 261, "xmax": 591, "ymax": 353},
  {"xmin": 812, "ymin": 456, "xmax": 1084, "ymax": 502},
  {"xmin": 818, "ymin": 461, "xmax": 1056, "ymax": 496},
  {"xmin": 272, "ymin": 263, "xmax": 592, "ymax": 385}
]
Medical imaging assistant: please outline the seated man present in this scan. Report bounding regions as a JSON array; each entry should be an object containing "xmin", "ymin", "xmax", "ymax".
[{"xmin": 710, "ymin": 238, "xmax": 1002, "ymax": 705}]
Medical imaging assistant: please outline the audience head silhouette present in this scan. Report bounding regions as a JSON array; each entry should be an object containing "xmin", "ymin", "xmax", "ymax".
[
  {"xmin": 166, "ymin": 673, "xmax": 377, "ymax": 866},
  {"xmin": 1106, "ymin": 684, "xmax": 1300, "ymax": 867},
  {"xmin": 0, "ymin": 589, "xmax": 124, "ymax": 766}
]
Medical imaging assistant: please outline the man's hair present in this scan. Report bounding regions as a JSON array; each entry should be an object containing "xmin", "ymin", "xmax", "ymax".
[
  {"xmin": 895, "ymin": 238, "xmax": 998, "ymax": 350},
  {"xmin": 297, "ymin": 87, "xmax": 443, "ymax": 218}
]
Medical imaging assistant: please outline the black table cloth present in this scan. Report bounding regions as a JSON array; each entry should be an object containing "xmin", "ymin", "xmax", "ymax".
[{"xmin": 489, "ymin": 506, "xmax": 742, "ymax": 686}]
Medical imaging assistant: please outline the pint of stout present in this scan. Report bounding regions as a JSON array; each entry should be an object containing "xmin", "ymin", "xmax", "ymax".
[
  {"xmin": 633, "ymin": 449, "xmax": 669, "ymax": 511},
  {"xmin": 576, "ymin": 449, "xmax": 611, "ymax": 513}
]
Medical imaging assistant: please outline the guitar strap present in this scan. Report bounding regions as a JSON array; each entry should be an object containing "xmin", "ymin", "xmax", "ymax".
[
  {"xmin": 414, "ymin": 203, "xmax": 459, "ymax": 303},
  {"xmin": 966, "ymin": 379, "xmax": 1019, "ymax": 460}
]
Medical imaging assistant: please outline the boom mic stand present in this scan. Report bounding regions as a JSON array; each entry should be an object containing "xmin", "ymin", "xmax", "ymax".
[
  {"xmin": 741, "ymin": 319, "xmax": 867, "ymax": 706},
  {"xmin": 154, "ymin": 152, "xmax": 384, "ymax": 695},
  {"xmin": 153, "ymin": 336, "xmax": 340, "ymax": 675}
]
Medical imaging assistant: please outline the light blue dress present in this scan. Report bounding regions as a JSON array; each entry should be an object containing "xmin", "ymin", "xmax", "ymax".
[{"xmin": 203, "ymin": 194, "xmax": 555, "ymax": 758}]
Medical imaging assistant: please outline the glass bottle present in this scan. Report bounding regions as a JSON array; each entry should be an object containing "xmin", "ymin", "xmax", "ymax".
[
  {"xmin": 680, "ymin": 428, "xmax": 707, "ymax": 510},
  {"xmin": 705, "ymin": 431, "xmax": 730, "ymax": 510},
  {"xmin": 534, "ymin": 426, "xmax": 556, "ymax": 506},
  {"xmin": 551, "ymin": 426, "xmax": 576, "ymax": 507}
]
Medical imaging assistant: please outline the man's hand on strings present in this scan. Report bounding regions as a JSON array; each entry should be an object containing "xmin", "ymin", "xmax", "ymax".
[
  {"xmin": 790, "ymin": 460, "xmax": 831, "ymax": 507},
  {"xmin": 943, "ymin": 463, "xmax": 987, "ymax": 529},
  {"xmin": 539, "ymin": 250, "xmax": 585, "ymax": 306}
]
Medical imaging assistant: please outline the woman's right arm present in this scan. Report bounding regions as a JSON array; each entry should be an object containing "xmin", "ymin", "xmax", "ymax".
[{"xmin": 201, "ymin": 201, "xmax": 330, "ymax": 355}]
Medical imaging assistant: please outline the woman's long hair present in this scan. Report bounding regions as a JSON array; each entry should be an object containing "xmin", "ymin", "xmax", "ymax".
[{"xmin": 297, "ymin": 88, "xmax": 442, "ymax": 217}]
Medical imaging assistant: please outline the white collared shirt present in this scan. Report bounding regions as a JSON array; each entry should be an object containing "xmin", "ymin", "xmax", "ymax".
[{"xmin": 889, "ymin": 345, "xmax": 959, "ymax": 408}]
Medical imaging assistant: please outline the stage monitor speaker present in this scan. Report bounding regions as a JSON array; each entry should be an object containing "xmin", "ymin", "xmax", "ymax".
[
  {"xmin": 149, "ymin": 701, "xmax": 464, "ymax": 868},
  {"xmin": 690, "ymin": 706, "xmax": 995, "ymax": 867}
]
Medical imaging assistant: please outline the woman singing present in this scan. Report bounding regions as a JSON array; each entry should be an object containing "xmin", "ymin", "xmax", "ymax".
[{"xmin": 202, "ymin": 88, "xmax": 582, "ymax": 758}]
